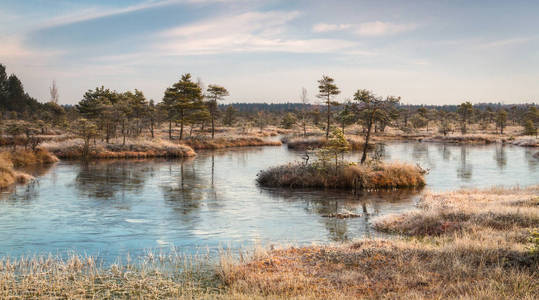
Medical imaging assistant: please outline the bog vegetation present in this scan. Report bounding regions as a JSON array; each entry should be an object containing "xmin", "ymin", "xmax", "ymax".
[
  {"xmin": 0, "ymin": 62, "xmax": 536, "ymax": 161},
  {"xmin": 257, "ymin": 128, "xmax": 426, "ymax": 189}
]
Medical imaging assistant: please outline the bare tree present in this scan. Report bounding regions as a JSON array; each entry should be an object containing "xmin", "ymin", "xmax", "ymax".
[
  {"xmin": 300, "ymin": 87, "xmax": 309, "ymax": 137},
  {"xmin": 49, "ymin": 80, "xmax": 59, "ymax": 104}
]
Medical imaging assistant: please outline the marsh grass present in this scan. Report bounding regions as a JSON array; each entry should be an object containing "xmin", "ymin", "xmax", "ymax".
[
  {"xmin": 0, "ymin": 149, "xmax": 58, "ymax": 188},
  {"xmin": 222, "ymin": 186, "xmax": 539, "ymax": 299},
  {"xmin": 256, "ymin": 161, "xmax": 426, "ymax": 189},
  {"xmin": 181, "ymin": 136, "xmax": 281, "ymax": 150},
  {"xmin": 42, "ymin": 138, "xmax": 196, "ymax": 159},
  {"xmin": 286, "ymin": 136, "xmax": 370, "ymax": 151}
]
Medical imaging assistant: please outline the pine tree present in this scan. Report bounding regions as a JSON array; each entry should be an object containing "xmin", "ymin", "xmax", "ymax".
[
  {"xmin": 206, "ymin": 84, "xmax": 229, "ymax": 139},
  {"xmin": 317, "ymin": 75, "xmax": 340, "ymax": 139},
  {"xmin": 162, "ymin": 74, "xmax": 206, "ymax": 140}
]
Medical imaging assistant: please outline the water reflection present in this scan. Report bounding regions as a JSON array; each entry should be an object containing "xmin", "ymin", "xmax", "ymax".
[
  {"xmin": 0, "ymin": 142, "xmax": 537, "ymax": 259},
  {"xmin": 456, "ymin": 147, "xmax": 472, "ymax": 180},
  {"xmin": 74, "ymin": 160, "xmax": 158, "ymax": 199},
  {"xmin": 161, "ymin": 162, "xmax": 205, "ymax": 221},
  {"xmin": 524, "ymin": 149, "xmax": 538, "ymax": 171},
  {"xmin": 260, "ymin": 188, "xmax": 421, "ymax": 241},
  {"xmin": 436, "ymin": 144, "xmax": 452, "ymax": 161},
  {"xmin": 495, "ymin": 145, "xmax": 507, "ymax": 170}
]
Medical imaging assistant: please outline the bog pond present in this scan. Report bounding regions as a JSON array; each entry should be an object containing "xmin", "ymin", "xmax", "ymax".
[{"xmin": 1, "ymin": 142, "xmax": 537, "ymax": 260}]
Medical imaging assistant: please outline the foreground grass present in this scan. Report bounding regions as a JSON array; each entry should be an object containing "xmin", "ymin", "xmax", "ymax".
[
  {"xmin": 256, "ymin": 161, "xmax": 426, "ymax": 190},
  {"xmin": 225, "ymin": 186, "xmax": 539, "ymax": 299},
  {"xmin": 0, "ymin": 149, "xmax": 58, "ymax": 188},
  {"xmin": 2, "ymin": 187, "xmax": 537, "ymax": 299}
]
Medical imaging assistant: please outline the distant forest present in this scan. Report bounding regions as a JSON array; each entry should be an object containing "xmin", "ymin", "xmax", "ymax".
[{"xmin": 1, "ymin": 63, "xmax": 537, "ymax": 140}]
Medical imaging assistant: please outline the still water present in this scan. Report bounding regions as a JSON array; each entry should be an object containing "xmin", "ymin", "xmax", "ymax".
[{"xmin": 0, "ymin": 142, "xmax": 537, "ymax": 259}]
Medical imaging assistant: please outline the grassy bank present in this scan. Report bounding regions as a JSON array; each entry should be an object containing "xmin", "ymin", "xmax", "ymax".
[
  {"xmin": 224, "ymin": 186, "xmax": 539, "ymax": 299},
  {"xmin": 256, "ymin": 161, "xmax": 426, "ymax": 189},
  {"xmin": 1, "ymin": 186, "xmax": 537, "ymax": 298},
  {"xmin": 42, "ymin": 138, "xmax": 196, "ymax": 159},
  {"xmin": 285, "ymin": 136, "xmax": 371, "ymax": 151},
  {"xmin": 181, "ymin": 136, "xmax": 281, "ymax": 150},
  {"xmin": 0, "ymin": 149, "xmax": 58, "ymax": 188}
]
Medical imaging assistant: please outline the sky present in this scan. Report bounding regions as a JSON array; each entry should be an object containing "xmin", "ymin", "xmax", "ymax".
[{"xmin": 1, "ymin": 0, "xmax": 539, "ymax": 105}]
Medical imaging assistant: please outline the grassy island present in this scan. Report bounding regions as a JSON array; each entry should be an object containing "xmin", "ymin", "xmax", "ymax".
[{"xmin": 257, "ymin": 161, "xmax": 426, "ymax": 190}]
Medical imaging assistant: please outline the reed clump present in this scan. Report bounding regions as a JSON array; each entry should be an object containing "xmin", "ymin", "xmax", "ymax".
[
  {"xmin": 256, "ymin": 161, "xmax": 426, "ymax": 189},
  {"xmin": 42, "ymin": 138, "xmax": 196, "ymax": 159},
  {"xmin": 181, "ymin": 136, "xmax": 281, "ymax": 150},
  {"xmin": 0, "ymin": 149, "xmax": 58, "ymax": 188}
]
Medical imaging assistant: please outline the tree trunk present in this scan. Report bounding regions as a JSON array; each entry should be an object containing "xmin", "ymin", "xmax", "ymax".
[
  {"xmin": 122, "ymin": 120, "xmax": 126, "ymax": 146},
  {"xmin": 168, "ymin": 121, "xmax": 172, "ymax": 140},
  {"xmin": 211, "ymin": 109, "xmax": 215, "ymax": 139},
  {"xmin": 326, "ymin": 96, "xmax": 330, "ymax": 139},
  {"xmin": 360, "ymin": 111, "xmax": 375, "ymax": 164},
  {"xmin": 179, "ymin": 119, "xmax": 184, "ymax": 140}
]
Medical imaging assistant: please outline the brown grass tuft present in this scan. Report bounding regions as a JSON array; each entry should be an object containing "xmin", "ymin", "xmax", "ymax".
[
  {"xmin": 286, "ymin": 136, "xmax": 371, "ymax": 151},
  {"xmin": 42, "ymin": 138, "xmax": 196, "ymax": 159},
  {"xmin": 0, "ymin": 149, "xmax": 57, "ymax": 188},
  {"xmin": 181, "ymin": 136, "xmax": 281, "ymax": 150},
  {"xmin": 256, "ymin": 161, "xmax": 426, "ymax": 190}
]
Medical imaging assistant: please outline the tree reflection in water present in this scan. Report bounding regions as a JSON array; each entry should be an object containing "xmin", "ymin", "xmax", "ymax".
[
  {"xmin": 0, "ymin": 163, "xmax": 56, "ymax": 202},
  {"xmin": 75, "ymin": 160, "xmax": 158, "ymax": 199},
  {"xmin": 524, "ymin": 148, "xmax": 538, "ymax": 171},
  {"xmin": 457, "ymin": 147, "xmax": 472, "ymax": 180},
  {"xmin": 437, "ymin": 144, "xmax": 452, "ymax": 161},
  {"xmin": 260, "ymin": 188, "xmax": 421, "ymax": 241},
  {"xmin": 495, "ymin": 144, "xmax": 507, "ymax": 170}
]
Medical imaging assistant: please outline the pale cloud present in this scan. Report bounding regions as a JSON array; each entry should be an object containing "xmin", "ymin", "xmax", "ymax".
[
  {"xmin": 312, "ymin": 23, "xmax": 352, "ymax": 33},
  {"xmin": 158, "ymin": 11, "xmax": 358, "ymax": 55},
  {"xmin": 0, "ymin": 36, "xmax": 64, "ymax": 58},
  {"xmin": 356, "ymin": 21, "xmax": 417, "ymax": 36},
  {"xmin": 476, "ymin": 36, "xmax": 537, "ymax": 48},
  {"xmin": 312, "ymin": 21, "xmax": 417, "ymax": 36}
]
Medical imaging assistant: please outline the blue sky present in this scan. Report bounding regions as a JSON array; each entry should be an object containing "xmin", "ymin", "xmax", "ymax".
[{"xmin": 1, "ymin": 0, "xmax": 539, "ymax": 105}]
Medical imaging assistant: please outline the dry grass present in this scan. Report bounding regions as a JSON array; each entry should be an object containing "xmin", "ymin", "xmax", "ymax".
[
  {"xmin": 42, "ymin": 138, "xmax": 196, "ymax": 159},
  {"xmin": 0, "ymin": 149, "xmax": 58, "ymax": 188},
  {"xmin": 256, "ymin": 161, "xmax": 426, "ymax": 190},
  {"xmin": 181, "ymin": 136, "xmax": 281, "ymax": 150},
  {"xmin": 223, "ymin": 186, "xmax": 539, "ymax": 299},
  {"xmin": 421, "ymin": 134, "xmax": 499, "ymax": 144},
  {"xmin": 0, "ymin": 250, "xmax": 224, "ymax": 299},
  {"xmin": 285, "ymin": 136, "xmax": 371, "ymax": 151},
  {"xmin": 375, "ymin": 186, "xmax": 539, "ymax": 236},
  {"xmin": 1, "ymin": 187, "xmax": 537, "ymax": 298}
]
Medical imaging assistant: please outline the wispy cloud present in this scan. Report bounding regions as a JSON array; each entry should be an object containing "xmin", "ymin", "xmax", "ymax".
[
  {"xmin": 313, "ymin": 21, "xmax": 417, "ymax": 36},
  {"xmin": 37, "ymin": 0, "xmax": 244, "ymax": 29},
  {"xmin": 157, "ymin": 11, "xmax": 358, "ymax": 55}
]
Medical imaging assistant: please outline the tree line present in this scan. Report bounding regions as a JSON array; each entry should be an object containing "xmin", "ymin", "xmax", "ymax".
[{"xmin": 0, "ymin": 63, "xmax": 537, "ymax": 146}]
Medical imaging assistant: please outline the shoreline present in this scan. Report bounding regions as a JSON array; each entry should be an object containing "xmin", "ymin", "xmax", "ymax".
[{"xmin": 2, "ymin": 186, "xmax": 536, "ymax": 298}]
